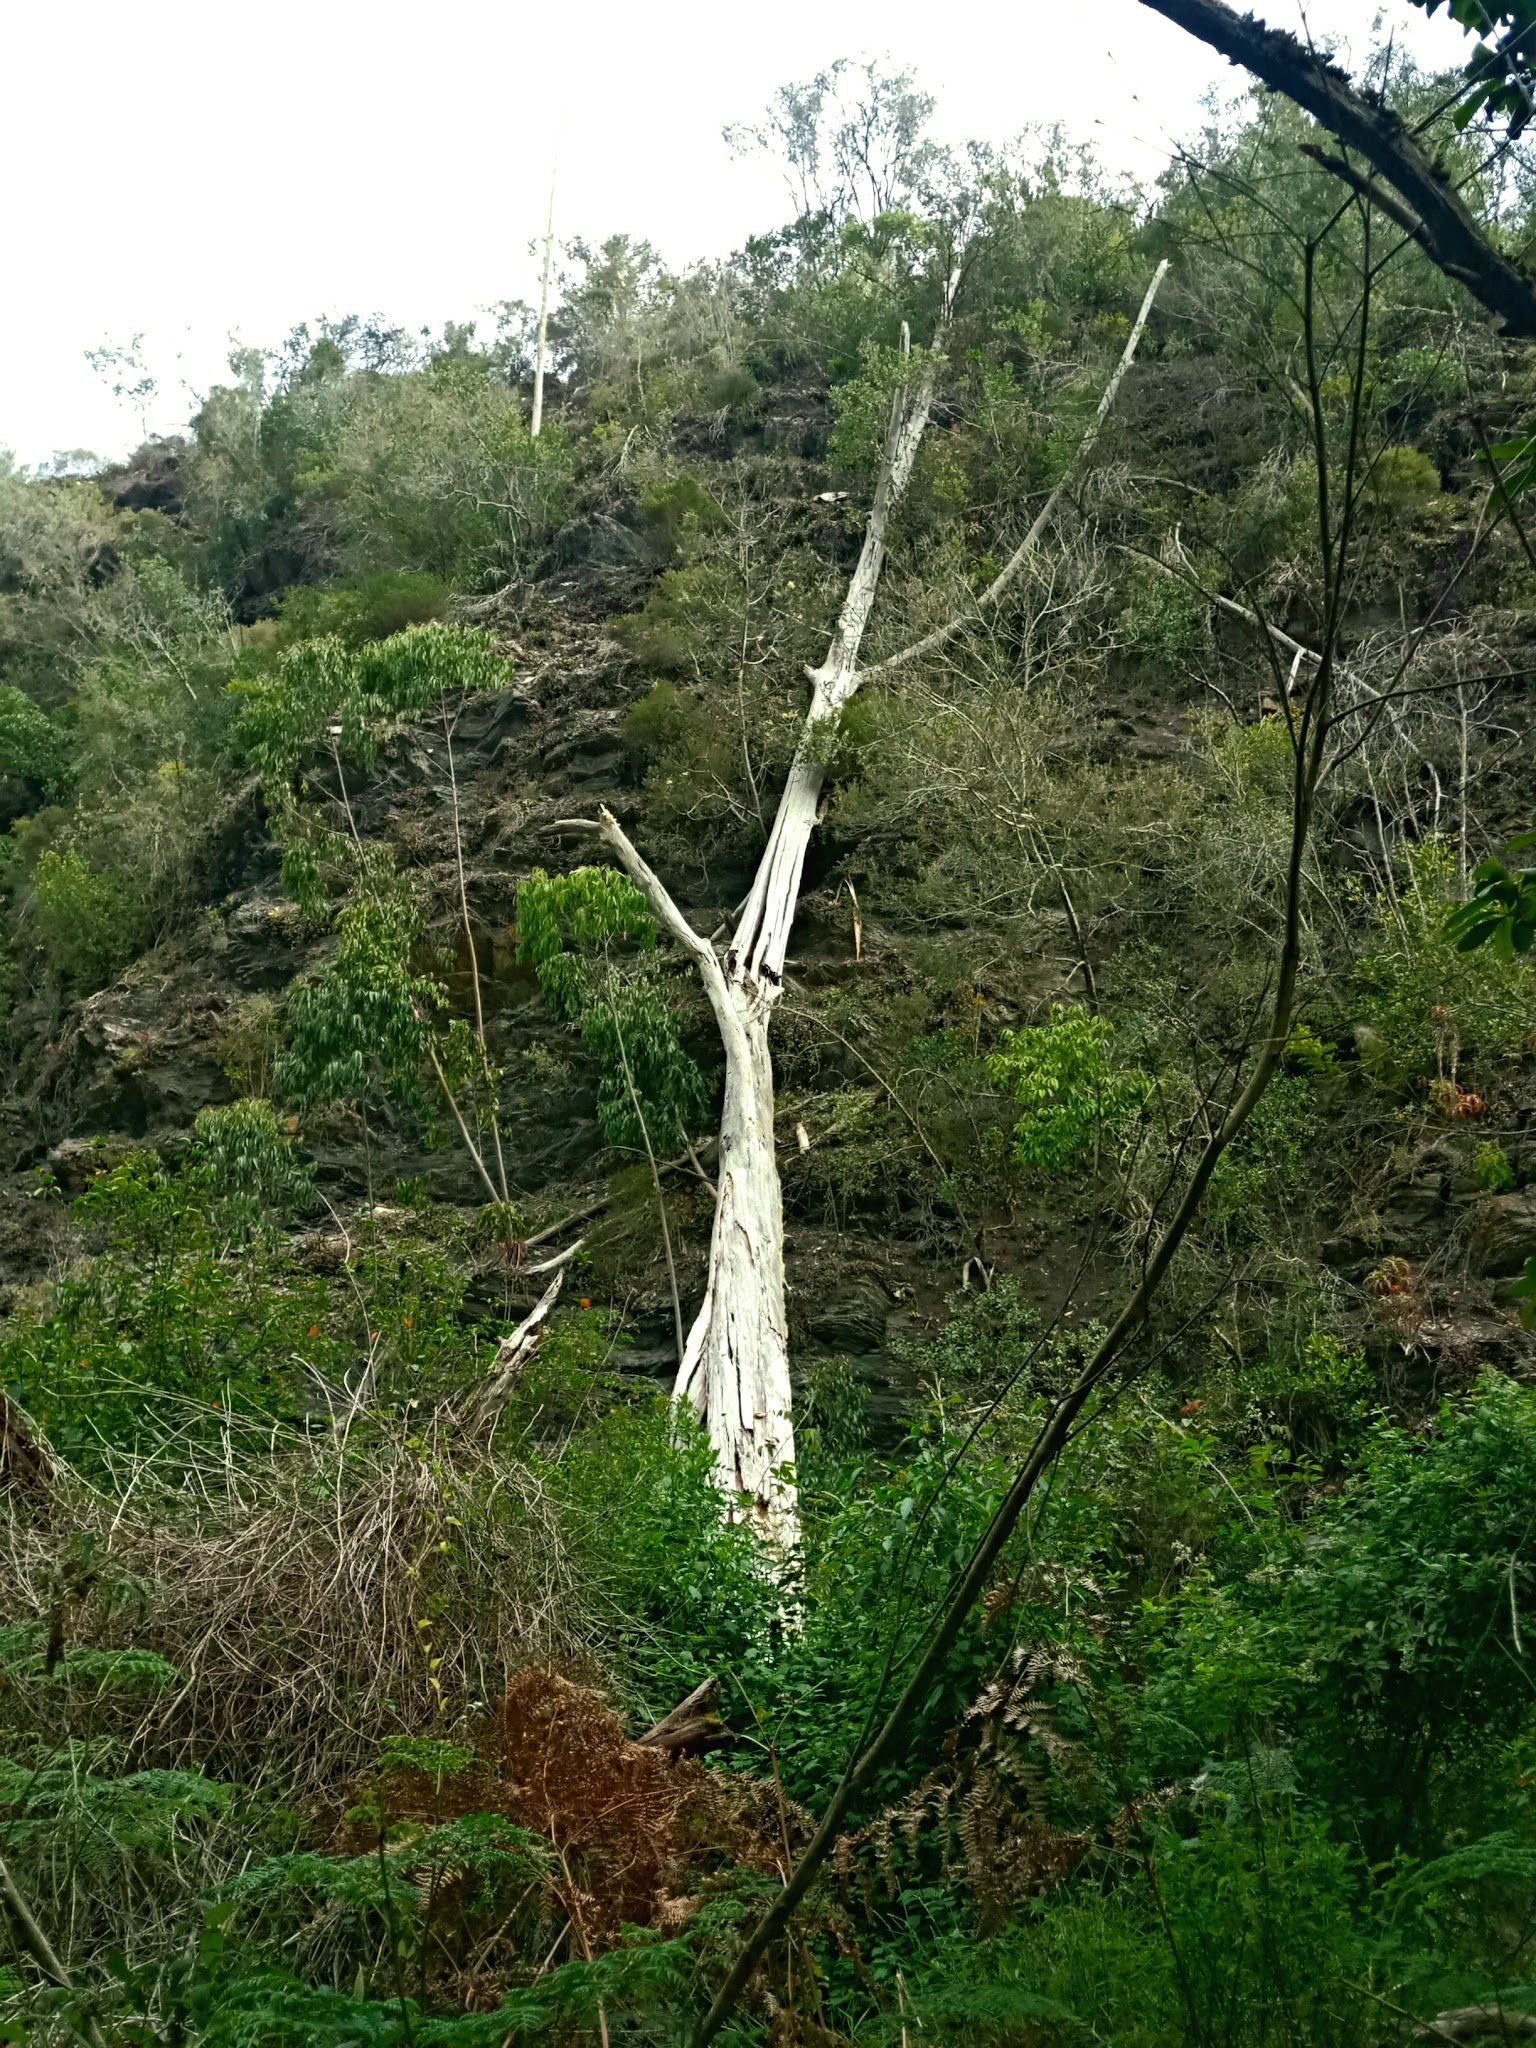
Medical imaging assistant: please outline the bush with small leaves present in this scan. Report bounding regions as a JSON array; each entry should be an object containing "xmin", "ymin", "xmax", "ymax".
[
  {"xmin": 268, "ymin": 570, "xmax": 450, "ymax": 649},
  {"xmin": 1475, "ymin": 1140, "xmax": 1517, "ymax": 1192},
  {"xmin": 0, "ymin": 683, "xmax": 69, "ymax": 794},
  {"xmin": 29, "ymin": 845, "xmax": 142, "ymax": 989},
  {"xmin": 988, "ymin": 1004, "xmax": 1150, "ymax": 1174},
  {"xmin": 235, "ymin": 622, "xmax": 505, "ymax": 780}
]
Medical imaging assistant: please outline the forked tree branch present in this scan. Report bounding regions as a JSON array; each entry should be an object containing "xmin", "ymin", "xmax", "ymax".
[
  {"xmin": 864, "ymin": 258, "xmax": 1170, "ymax": 682},
  {"xmin": 1138, "ymin": 0, "xmax": 1536, "ymax": 336},
  {"xmin": 574, "ymin": 806, "xmax": 751, "ymax": 1048}
]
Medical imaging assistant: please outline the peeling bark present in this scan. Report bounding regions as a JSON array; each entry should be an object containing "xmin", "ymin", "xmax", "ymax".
[{"xmin": 569, "ymin": 260, "xmax": 1166, "ymax": 1550}]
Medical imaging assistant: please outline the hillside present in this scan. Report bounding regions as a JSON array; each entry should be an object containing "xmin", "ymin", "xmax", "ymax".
[{"xmin": 5, "ymin": 55, "xmax": 1536, "ymax": 2047}]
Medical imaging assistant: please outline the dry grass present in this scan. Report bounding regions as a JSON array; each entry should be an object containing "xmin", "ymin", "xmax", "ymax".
[{"xmin": 0, "ymin": 1411, "xmax": 590, "ymax": 1799}]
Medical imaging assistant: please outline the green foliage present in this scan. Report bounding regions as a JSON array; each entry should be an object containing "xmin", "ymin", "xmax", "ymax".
[
  {"xmin": 1207, "ymin": 1068, "xmax": 1321, "ymax": 1236},
  {"xmin": 0, "ymin": 1632, "xmax": 181, "ymax": 1695},
  {"xmin": 1364, "ymin": 441, "xmax": 1444, "ymax": 512},
  {"xmin": 0, "ymin": 683, "xmax": 69, "ymax": 792},
  {"xmin": 1243, "ymin": 1329, "xmax": 1377, "ymax": 1457},
  {"xmin": 988, "ymin": 1005, "xmax": 1149, "ymax": 1173},
  {"xmin": 324, "ymin": 370, "xmax": 575, "ymax": 586},
  {"xmin": 829, "ymin": 338, "xmax": 938, "ymax": 479},
  {"xmin": 1404, "ymin": 0, "xmax": 1536, "ymax": 132},
  {"xmin": 278, "ymin": 882, "xmax": 443, "ymax": 1111},
  {"xmin": 235, "ymin": 622, "xmax": 505, "ymax": 780},
  {"xmin": 612, "ymin": 571, "xmax": 723, "ymax": 674},
  {"xmin": 1476, "ymin": 1139, "xmax": 1518, "ymax": 1192},
  {"xmin": 267, "ymin": 570, "xmax": 450, "ymax": 648},
  {"xmin": 29, "ymin": 845, "xmax": 142, "ymax": 988},
  {"xmin": 1357, "ymin": 839, "xmax": 1536, "ymax": 1082},
  {"xmin": 1115, "ymin": 554, "xmax": 1212, "ymax": 659},
  {"xmin": 515, "ymin": 865, "xmax": 658, "ymax": 997},
  {"xmin": 635, "ymin": 473, "xmax": 726, "ymax": 561},
  {"xmin": 968, "ymin": 1800, "xmax": 1372, "ymax": 2048},
  {"xmin": 551, "ymin": 1397, "xmax": 775, "ymax": 1708},
  {"xmin": 214, "ymin": 993, "xmax": 284, "ymax": 1096},
  {"xmin": 553, "ymin": 1392, "xmax": 1019, "ymax": 1809},
  {"xmin": 1447, "ymin": 826, "xmax": 1536, "ymax": 961},
  {"xmin": 375, "ymin": 1735, "xmax": 480, "ymax": 1781},
  {"xmin": 1153, "ymin": 1375, "xmax": 1536, "ymax": 1848},
  {"xmin": 0, "ymin": 1758, "xmax": 232, "ymax": 1857},
  {"xmin": 187, "ymin": 1098, "xmax": 315, "ymax": 1230},
  {"xmin": 0, "ymin": 1151, "xmax": 324, "ymax": 1458},
  {"xmin": 517, "ymin": 867, "xmax": 709, "ymax": 1150}
]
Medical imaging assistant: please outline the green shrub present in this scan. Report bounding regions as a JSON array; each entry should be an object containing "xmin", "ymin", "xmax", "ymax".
[
  {"xmin": 187, "ymin": 1098, "xmax": 314, "ymax": 1230},
  {"xmin": 551, "ymin": 1399, "xmax": 774, "ymax": 1711},
  {"xmin": 1243, "ymin": 1329, "xmax": 1376, "ymax": 1458},
  {"xmin": 702, "ymin": 365, "xmax": 760, "ymax": 413},
  {"xmin": 636, "ymin": 473, "xmax": 726, "ymax": 562},
  {"xmin": 1152, "ymin": 1375, "xmax": 1536, "ymax": 1851},
  {"xmin": 829, "ymin": 337, "xmax": 936, "ymax": 479},
  {"xmin": 30, "ymin": 845, "xmax": 141, "ymax": 987},
  {"xmin": 269, "ymin": 570, "xmax": 449, "ymax": 648},
  {"xmin": 1364, "ymin": 442, "xmax": 1443, "ymax": 513},
  {"xmin": 1355, "ymin": 840, "xmax": 1536, "ymax": 1085},
  {"xmin": 988, "ymin": 1005, "xmax": 1149, "ymax": 1174},
  {"xmin": 1206, "ymin": 1068, "xmax": 1321, "ymax": 1237},
  {"xmin": 278, "ymin": 888, "xmax": 444, "ymax": 1112},
  {"xmin": 234, "ymin": 621, "xmax": 505, "ymax": 779},
  {"xmin": 324, "ymin": 370, "xmax": 575, "ymax": 586},
  {"xmin": 1115, "ymin": 555, "xmax": 1212, "ymax": 659},
  {"xmin": 1475, "ymin": 1140, "xmax": 1517, "ymax": 1192},
  {"xmin": 0, "ymin": 683, "xmax": 69, "ymax": 793}
]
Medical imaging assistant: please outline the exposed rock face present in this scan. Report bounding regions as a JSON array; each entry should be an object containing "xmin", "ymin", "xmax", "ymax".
[
  {"xmin": 97, "ymin": 439, "xmax": 184, "ymax": 517},
  {"xmin": 1472, "ymin": 1190, "xmax": 1536, "ymax": 1277}
]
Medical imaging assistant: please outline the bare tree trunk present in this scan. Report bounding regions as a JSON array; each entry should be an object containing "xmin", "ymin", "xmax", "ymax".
[
  {"xmin": 569, "ymin": 263, "xmax": 1166, "ymax": 1548},
  {"xmin": 585, "ymin": 310, "xmax": 952, "ymax": 1547},
  {"xmin": 531, "ymin": 166, "xmax": 556, "ymax": 439},
  {"xmin": 675, "ymin": 1001, "xmax": 795, "ymax": 1545}
]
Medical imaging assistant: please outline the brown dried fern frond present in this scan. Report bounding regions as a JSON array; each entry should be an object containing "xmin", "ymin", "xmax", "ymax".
[{"xmin": 832, "ymin": 1644, "xmax": 1096, "ymax": 1926}]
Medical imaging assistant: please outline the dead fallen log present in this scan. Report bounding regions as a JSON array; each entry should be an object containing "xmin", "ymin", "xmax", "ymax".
[
  {"xmin": 637, "ymin": 1674, "xmax": 729, "ymax": 1759},
  {"xmin": 459, "ymin": 1268, "xmax": 566, "ymax": 1428}
]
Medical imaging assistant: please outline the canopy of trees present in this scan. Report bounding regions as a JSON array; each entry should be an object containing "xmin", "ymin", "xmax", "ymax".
[{"xmin": 4, "ymin": 32, "xmax": 1536, "ymax": 2047}]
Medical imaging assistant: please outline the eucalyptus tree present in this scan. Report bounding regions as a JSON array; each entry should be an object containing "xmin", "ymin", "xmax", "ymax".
[{"xmin": 559, "ymin": 259, "xmax": 1170, "ymax": 1548}]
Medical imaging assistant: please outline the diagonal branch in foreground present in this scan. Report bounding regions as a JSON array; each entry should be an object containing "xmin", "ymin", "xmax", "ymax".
[{"xmin": 1138, "ymin": 0, "xmax": 1536, "ymax": 336}]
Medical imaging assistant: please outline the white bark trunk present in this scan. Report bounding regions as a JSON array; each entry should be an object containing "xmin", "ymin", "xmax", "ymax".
[
  {"xmin": 587, "ymin": 808, "xmax": 799, "ymax": 1546},
  {"xmin": 530, "ymin": 167, "xmax": 556, "ymax": 439},
  {"xmin": 673, "ymin": 1000, "xmax": 797, "ymax": 1548},
  {"xmin": 587, "ymin": 306, "xmax": 954, "ymax": 1549},
  {"xmin": 570, "ymin": 262, "xmax": 1165, "ymax": 1551}
]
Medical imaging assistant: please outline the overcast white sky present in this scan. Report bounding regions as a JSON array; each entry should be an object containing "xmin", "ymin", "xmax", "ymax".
[{"xmin": 3, "ymin": 0, "xmax": 1471, "ymax": 467}]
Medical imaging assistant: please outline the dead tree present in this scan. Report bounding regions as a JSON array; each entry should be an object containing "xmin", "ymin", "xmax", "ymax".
[
  {"xmin": 1139, "ymin": 0, "xmax": 1536, "ymax": 336},
  {"xmin": 563, "ymin": 262, "xmax": 1169, "ymax": 1548},
  {"xmin": 531, "ymin": 165, "xmax": 557, "ymax": 438}
]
